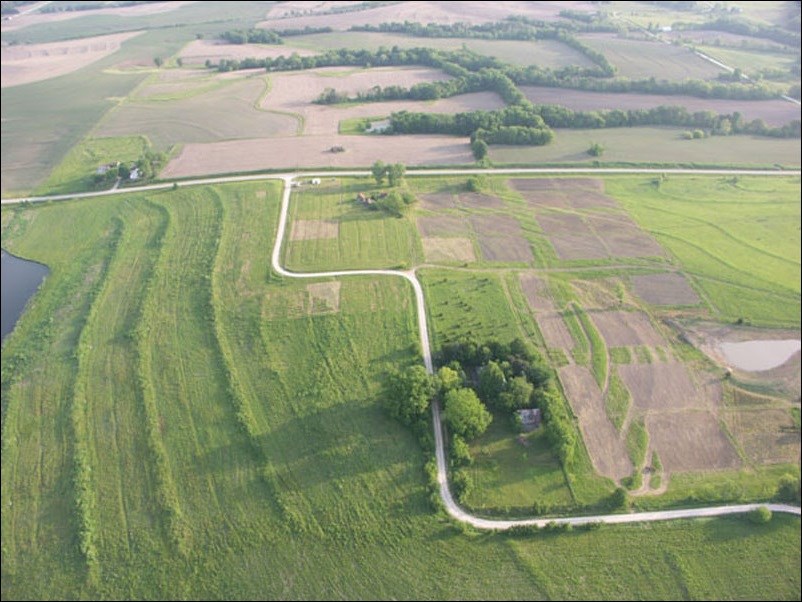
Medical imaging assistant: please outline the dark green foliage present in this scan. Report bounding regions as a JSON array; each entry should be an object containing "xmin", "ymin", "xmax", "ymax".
[
  {"xmin": 387, "ymin": 163, "xmax": 406, "ymax": 187},
  {"xmin": 371, "ymin": 160, "xmax": 386, "ymax": 185},
  {"xmin": 587, "ymin": 142, "xmax": 604, "ymax": 157},
  {"xmin": 478, "ymin": 361, "xmax": 506, "ymax": 406},
  {"xmin": 471, "ymin": 138, "xmax": 488, "ymax": 160},
  {"xmin": 749, "ymin": 506, "xmax": 773, "ymax": 524},
  {"xmin": 449, "ymin": 435, "xmax": 473, "ymax": 467},
  {"xmin": 220, "ymin": 28, "xmax": 283, "ymax": 45},
  {"xmin": 444, "ymin": 388, "xmax": 492, "ymax": 440},
  {"xmin": 611, "ymin": 487, "xmax": 630, "ymax": 510},
  {"xmin": 437, "ymin": 365, "xmax": 463, "ymax": 394},
  {"xmin": 383, "ymin": 365, "xmax": 435, "ymax": 426},
  {"xmin": 776, "ymin": 473, "xmax": 801, "ymax": 504},
  {"xmin": 498, "ymin": 376, "xmax": 534, "ymax": 412}
]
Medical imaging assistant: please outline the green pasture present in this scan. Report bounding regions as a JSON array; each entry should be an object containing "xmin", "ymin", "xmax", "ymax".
[
  {"xmin": 489, "ymin": 126, "xmax": 801, "ymax": 168},
  {"xmin": 1, "ymin": 180, "xmax": 800, "ymax": 599},
  {"xmin": 577, "ymin": 34, "xmax": 725, "ymax": 80},
  {"xmin": 694, "ymin": 44, "xmax": 800, "ymax": 78},
  {"xmin": 606, "ymin": 175, "xmax": 801, "ymax": 326},
  {"xmin": 285, "ymin": 31, "xmax": 595, "ymax": 69},
  {"xmin": 284, "ymin": 178, "xmax": 423, "ymax": 271}
]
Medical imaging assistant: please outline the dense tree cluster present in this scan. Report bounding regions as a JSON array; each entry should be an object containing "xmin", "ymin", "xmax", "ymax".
[
  {"xmin": 674, "ymin": 17, "xmax": 800, "ymax": 48},
  {"xmin": 220, "ymin": 29, "xmax": 282, "ymax": 45}
]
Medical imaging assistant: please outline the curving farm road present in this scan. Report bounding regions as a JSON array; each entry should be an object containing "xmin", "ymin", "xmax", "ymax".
[
  {"xmin": 269, "ymin": 175, "xmax": 800, "ymax": 529},
  {"xmin": 4, "ymin": 167, "xmax": 800, "ymax": 527}
]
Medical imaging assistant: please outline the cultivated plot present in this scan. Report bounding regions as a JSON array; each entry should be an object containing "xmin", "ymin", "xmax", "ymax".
[
  {"xmin": 647, "ymin": 411, "xmax": 741, "ymax": 472},
  {"xmin": 631, "ymin": 272, "xmax": 700, "ymax": 306}
]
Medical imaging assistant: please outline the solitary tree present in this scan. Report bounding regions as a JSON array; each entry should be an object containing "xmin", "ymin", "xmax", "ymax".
[
  {"xmin": 371, "ymin": 160, "xmax": 386, "ymax": 185},
  {"xmin": 383, "ymin": 365, "xmax": 435, "ymax": 426},
  {"xmin": 387, "ymin": 162, "xmax": 406, "ymax": 187},
  {"xmin": 154, "ymin": 56, "xmax": 163, "ymax": 68},
  {"xmin": 587, "ymin": 141, "xmax": 604, "ymax": 156},
  {"xmin": 443, "ymin": 388, "xmax": 492, "ymax": 440}
]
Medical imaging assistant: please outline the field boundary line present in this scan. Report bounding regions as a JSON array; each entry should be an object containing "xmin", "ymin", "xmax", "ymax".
[{"xmin": 268, "ymin": 175, "xmax": 801, "ymax": 529}]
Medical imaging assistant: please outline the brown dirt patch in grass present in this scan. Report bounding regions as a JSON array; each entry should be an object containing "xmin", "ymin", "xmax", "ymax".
[
  {"xmin": 178, "ymin": 39, "xmax": 317, "ymax": 65},
  {"xmin": 591, "ymin": 310, "xmax": 664, "ymax": 347},
  {"xmin": 537, "ymin": 313, "xmax": 575, "ymax": 350},
  {"xmin": 458, "ymin": 192, "xmax": 504, "ymax": 208},
  {"xmin": 587, "ymin": 214, "xmax": 665, "ymax": 258},
  {"xmin": 520, "ymin": 273, "xmax": 556, "ymax": 312},
  {"xmin": 559, "ymin": 365, "xmax": 633, "ymax": 481},
  {"xmin": 417, "ymin": 216, "xmax": 467, "ymax": 237},
  {"xmin": 291, "ymin": 219, "xmax": 339, "ymax": 241},
  {"xmin": 571, "ymin": 191, "xmax": 618, "ymax": 210},
  {"xmin": 535, "ymin": 213, "xmax": 608, "ymax": 260},
  {"xmin": 618, "ymin": 362, "xmax": 718, "ymax": 411},
  {"xmin": 161, "ymin": 134, "xmax": 473, "ymax": 177},
  {"xmin": 307, "ymin": 281, "xmax": 341, "ymax": 314},
  {"xmin": 509, "ymin": 177, "xmax": 605, "ymax": 192},
  {"xmin": 477, "ymin": 236, "xmax": 533, "ymax": 263},
  {"xmin": 422, "ymin": 237, "xmax": 475, "ymax": 263},
  {"xmin": 420, "ymin": 191, "xmax": 457, "ymax": 210},
  {"xmin": 469, "ymin": 215, "xmax": 522, "ymax": 237},
  {"xmin": 1, "ymin": 31, "xmax": 143, "ymax": 88},
  {"xmin": 647, "ymin": 411, "xmax": 740, "ymax": 472},
  {"xmin": 631, "ymin": 273, "xmax": 700, "ymax": 306},
  {"xmin": 723, "ymin": 408, "xmax": 801, "ymax": 465},
  {"xmin": 256, "ymin": 190, "xmax": 267, "ymax": 198}
]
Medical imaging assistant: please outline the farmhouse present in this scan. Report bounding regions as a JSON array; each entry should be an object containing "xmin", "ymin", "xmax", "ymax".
[
  {"xmin": 129, "ymin": 167, "xmax": 141, "ymax": 181},
  {"xmin": 516, "ymin": 408, "xmax": 542, "ymax": 432}
]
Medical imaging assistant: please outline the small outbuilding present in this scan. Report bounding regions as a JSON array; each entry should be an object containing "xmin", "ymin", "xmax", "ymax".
[{"xmin": 516, "ymin": 408, "xmax": 542, "ymax": 432}]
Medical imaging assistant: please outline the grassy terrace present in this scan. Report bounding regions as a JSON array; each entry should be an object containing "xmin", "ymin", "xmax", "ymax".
[{"xmin": 1, "ymin": 179, "xmax": 800, "ymax": 599}]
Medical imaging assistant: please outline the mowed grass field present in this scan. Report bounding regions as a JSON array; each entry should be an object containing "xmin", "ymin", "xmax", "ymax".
[
  {"xmin": 285, "ymin": 31, "xmax": 596, "ymax": 69},
  {"xmin": 489, "ymin": 126, "xmax": 802, "ymax": 168},
  {"xmin": 284, "ymin": 178, "xmax": 424, "ymax": 271},
  {"xmin": 578, "ymin": 34, "xmax": 726, "ymax": 80},
  {"xmin": 2, "ymin": 182, "xmax": 799, "ymax": 600},
  {"xmin": 606, "ymin": 175, "xmax": 801, "ymax": 327}
]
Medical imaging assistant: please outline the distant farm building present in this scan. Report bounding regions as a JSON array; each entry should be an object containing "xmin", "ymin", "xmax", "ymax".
[
  {"xmin": 129, "ymin": 167, "xmax": 141, "ymax": 181},
  {"xmin": 516, "ymin": 408, "xmax": 542, "ymax": 432},
  {"xmin": 96, "ymin": 161, "xmax": 120, "ymax": 175},
  {"xmin": 310, "ymin": 178, "xmax": 321, "ymax": 185}
]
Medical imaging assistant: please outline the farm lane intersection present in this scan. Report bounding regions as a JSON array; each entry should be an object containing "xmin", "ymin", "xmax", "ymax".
[{"xmin": 5, "ymin": 167, "xmax": 800, "ymax": 529}]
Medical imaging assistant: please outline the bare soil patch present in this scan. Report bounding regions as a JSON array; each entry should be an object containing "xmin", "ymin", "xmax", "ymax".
[
  {"xmin": 178, "ymin": 39, "xmax": 318, "ymax": 65},
  {"xmin": 647, "ymin": 411, "xmax": 740, "ymax": 472},
  {"xmin": 420, "ymin": 191, "xmax": 457, "ymax": 210},
  {"xmin": 458, "ymin": 192, "xmax": 504, "ymax": 208},
  {"xmin": 307, "ymin": 281, "xmax": 341, "ymax": 314},
  {"xmin": 631, "ymin": 272, "xmax": 700, "ymax": 306},
  {"xmin": 417, "ymin": 216, "xmax": 467, "ymax": 237},
  {"xmin": 161, "ymin": 134, "xmax": 473, "ymax": 177},
  {"xmin": 618, "ymin": 362, "xmax": 717, "ymax": 411},
  {"xmin": 587, "ymin": 214, "xmax": 665, "ymax": 258},
  {"xmin": 259, "ymin": 1, "xmax": 597, "ymax": 30},
  {"xmin": 469, "ymin": 215, "xmax": 522, "ymax": 237},
  {"xmin": 591, "ymin": 310, "xmax": 664, "ymax": 347},
  {"xmin": 723, "ymin": 408, "xmax": 801, "ymax": 465},
  {"xmin": 537, "ymin": 313, "xmax": 575, "ymax": 350},
  {"xmin": 559, "ymin": 365, "xmax": 633, "ymax": 481},
  {"xmin": 535, "ymin": 213, "xmax": 608, "ymax": 260},
  {"xmin": 663, "ymin": 30, "xmax": 792, "ymax": 51},
  {"xmin": 1, "ymin": 31, "xmax": 143, "ymax": 88},
  {"xmin": 520, "ymin": 86, "xmax": 800, "ymax": 127},
  {"xmin": 291, "ymin": 219, "xmax": 339, "ymax": 241},
  {"xmin": 421, "ymin": 237, "xmax": 475, "ymax": 263},
  {"xmin": 520, "ymin": 273, "xmax": 556, "ymax": 312},
  {"xmin": 676, "ymin": 321, "xmax": 801, "ymax": 399},
  {"xmin": 509, "ymin": 177, "xmax": 605, "ymax": 192},
  {"xmin": 476, "ymin": 236, "xmax": 533, "ymax": 263}
]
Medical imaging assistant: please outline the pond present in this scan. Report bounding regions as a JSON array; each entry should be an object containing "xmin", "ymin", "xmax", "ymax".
[
  {"xmin": 1, "ymin": 249, "xmax": 49, "ymax": 342},
  {"xmin": 719, "ymin": 339, "xmax": 801, "ymax": 372}
]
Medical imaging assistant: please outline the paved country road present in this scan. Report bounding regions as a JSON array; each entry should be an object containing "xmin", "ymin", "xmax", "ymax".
[{"xmin": 4, "ymin": 167, "xmax": 800, "ymax": 528}]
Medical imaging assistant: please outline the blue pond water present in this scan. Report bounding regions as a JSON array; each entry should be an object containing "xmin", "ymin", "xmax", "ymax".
[{"xmin": 1, "ymin": 249, "xmax": 49, "ymax": 341}]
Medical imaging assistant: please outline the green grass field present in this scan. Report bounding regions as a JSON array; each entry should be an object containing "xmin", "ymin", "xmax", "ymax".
[
  {"xmin": 1, "ymin": 182, "xmax": 800, "ymax": 599},
  {"xmin": 35, "ymin": 135, "xmax": 149, "ymax": 196},
  {"xmin": 606, "ymin": 175, "xmax": 801, "ymax": 326},
  {"xmin": 489, "ymin": 126, "xmax": 802, "ymax": 168},
  {"xmin": 285, "ymin": 31, "xmax": 596, "ymax": 69},
  {"xmin": 578, "ymin": 34, "xmax": 725, "ymax": 80},
  {"xmin": 284, "ymin": 178, "xmax": 423, "ymax": 271},
  {"xmin": 693, "ymin": 44, "xmax": 800, "ymax": 79}
]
